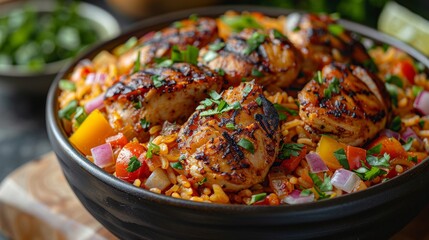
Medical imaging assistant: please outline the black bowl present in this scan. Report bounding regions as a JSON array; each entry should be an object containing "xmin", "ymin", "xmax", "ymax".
[{"xmin": 46, "ymin": 5, "xmax": 429, "ymax": 240}]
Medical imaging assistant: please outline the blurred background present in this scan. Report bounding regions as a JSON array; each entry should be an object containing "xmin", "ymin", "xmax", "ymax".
[{"xmin": 0, "ymin": 0, "xmax": 427, "ymax": 239}]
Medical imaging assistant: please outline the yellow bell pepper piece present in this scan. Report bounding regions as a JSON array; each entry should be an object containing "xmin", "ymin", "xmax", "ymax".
[
  {"xmin": 69, "ymin": 109, "xmax": 115, "ymax": 156},
  {"xmin": 316, "ymin": 135, "xmax": 346, "ymax": 170}
]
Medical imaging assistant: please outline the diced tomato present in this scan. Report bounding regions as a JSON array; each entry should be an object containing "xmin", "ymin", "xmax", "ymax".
[
  {"xmin": 367, "ymin": 136, "xmax": 406, "ymax": 159},
  {"xmin": 115, "ymin": 142, "xmax": 150, "ymax": 183},
  {"xmin": 346, "ymin": 145, "xmax": 366, "ymax": 170},
  {"xmin": 386, "ymin": 168, "xmax": 398, "ymax": 179},
  {"xmin": 281, "ymin": 146, "xmax": 307, "ymax": 173},
  {"xmin": 407, "ymin": 152, "xmax": 428, "ymax": 164},
  {"xmin": 106, "ymin": 132, "xmax": 128, "ymax": 149},
  {"xmin": 395, "ymin": 60, "xmax": 416, "ymax": 84}
]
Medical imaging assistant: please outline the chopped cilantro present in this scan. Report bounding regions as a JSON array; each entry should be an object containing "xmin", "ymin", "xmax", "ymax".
[
  {"xmin": 157, "ymin": 59, "xmax": 173, "ymax": 68},
  {"xmin": 171, "ymin": 45, "xmax": 199, "ymax": 65},
  {"xmin": 385, "ymin": 83, "xmax": 398, "ymax": 107},
  {"xmin": 208, "ymin": 90, "xmax": 222, "ymax": 100},
  {"xmin": 327, "ymin": 24, "xmax": 344, "ymax": 36},
  {"xmin": 203, "ymin": 50, "xmax": 218, "ymax": 63},
  {"xmin": 189, "ymin": 13, "xmax": 198, "ymax": 21},
  {"xmin": 251, "ymin": 68, "xmax": 264, "ymax": 77},
  {"xmin": 334, "ymin": 148, "xmax": 349, "ymax": 169},
  {"xmin": 324, "ymin": 77, "xmax": 340, "ymax": 98},
  {"xmin": 133, "ymin": 100, "xmax": 142, "ymax": 109},
  {"xmin": 414, "ymin": 61, "xmax": 425, "ymax": 73},
  {"xmin": 354, "ymin": 166, "xmax": 386, "ymax": 181},
  {"xmin": 367, "ymin": 143, "xmax": 382, "ymax": 155},
  {"xmin": 58, "ymin": 100, "xmax": 78, "ymax": 120},
  {"xmin": 389, "ymin": 116, "xmax": 402, "ymax": 132},
  {"xmin": 419, "ymin": 119, "xmax": 425, "ymax": 128},
  {"xmin": 243, "ymin": 83, "xmax": 253, "ymax": 97},
  {"xmin": 220, "ymin": 15, "xmax": 262, "ymax": 32},
  {"xmin": 272, "ymin": 29, "xmax": 286, "ymax": 39},
  {"xmin": 197, "ymin": 177, "xmax": 207, "ymax": 185},
  {"xmin": 133, "ymin": 51, "xmax": 141, "ymax": 73},
  {"xmin": 367, "ymin": 153, "xmax": 390, "ymax": 167},
  {"xmin": 300, "ymin": 189, "xmax": 313, "ymax": 196},
  {"xmin": 248, "ymin": 192, "xmax": 267, "ymax": 205},
  {"xmin": 385, "ymin": 74, "xmax": 403, "ymax": 88},
  {"xmin": 151, "ymin": 74, "xmax": 165, "ymax": 88},
  {"xmin": 59, "ymin": 79, "xmax": 76, "ymax": 91},
  {"xmin": 172, "ymin": 21, "xmax": 183, "ymax": 28},
  {"xmin": 170, "ymin": 161, "xmax": 183, "ymax": 170},
  {"xmin": 408, "ymin": 155, "xmax": 418, "ymax": 163},
  {"xmin": 315, "ymin": 71, "xmax": 323, "ymax": 84},
  {"xmin": 146, "ymin": 142, "xmax": 160, "ymax": 159},
  {"xmin": 140, "ymin": 118, "xmax": 150, "ymax": 129},
  {"xmin": 217, "ymin": 68, "xmax": 225, "ymax": 76},
  {"xmin": 115, "ymin": 36, "xmax": 137, "ymax": 56},
  {"xmin": 243, "ymin": 32, "xmax": 266, "ymax": 55},
  {"xmin": 412, "ymin": 85, "xmax": 423, "ymax": 97},
  {"xmin": 127, "ymin": 156, "xmax": 141, "ymax": 172},
  {"xmin": 74, "ymin": 106, "xmax": 87, "ymax": 125},
  {"xmin": 382, "ymin": 43, "xmax": 390, "ymax": 52},
  {"xmin": 363, "ymin": 58, "xmax": 378, "ymax": 73},
  {"xmin": 237, "ymin": 138, "xmax": 255, "ymax": 154},
  {"xmin": 402, "ymin": 138, "xmax": 414, "ymax": 151},
  {"xmin": 226, "ymin": 122, "xmax": 236, "ymax": 130},
  {"xmin": 309, "ymin": 172, "xmax": 332, "ymax": 192},
  {"xmin": 208, "ymin": 42, "xmax": 225, "ymax": 51},
  {"xmin": 278, "ymin": 143, "xmax": 304, "ymax": 160},
  {"xmin": 255, "ymin": 97, "xmax": 262, "ymax": 106}
]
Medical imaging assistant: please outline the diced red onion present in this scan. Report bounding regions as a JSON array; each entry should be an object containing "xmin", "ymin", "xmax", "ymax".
[
  {"xmin": 282, "ymin": 190, "xmax": 314, "ymax": 205},
  {"xmin": 144, "ymin": 168, "xmax": 171, "ymax": 191},
  {"xmin": 380, "ymin": 129, "xmax": 400, "ymax": 140},
  {"xmin": 401, "ymin": 127, "xmax": 422, "ymax": 143},
  {"xmin": 91, "ymin": 143, "xmax": 114, "ymax": 168},
  {"xmin": 414, "ymin": 91, "xmax": 429, "ymax": 116},
  {"xmin": 85, "ymin": 73, "xmax": 107, "ymax": 85},
  {"xmin": 84, "ymin": 94, "xmax": 105, "ymax": 114},
  {"xmin": 306, "ymin": 152, "xmax": 329, "ymax": 173},
  {"xmin": 331, "ymin": 169, "xmax": 360, "ymax": 193}
]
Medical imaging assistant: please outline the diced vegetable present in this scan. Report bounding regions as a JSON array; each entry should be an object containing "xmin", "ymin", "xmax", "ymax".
[
  {"xmin": 91, "ymin": 143, "xmax": 114, "ymax": 168},
  {"xmin": 280, "ymin": 145, "xmax": 307, "ymax": 173},
  {"xmin": 305, "ymin": 152, "xmax": 328, "ymax": 173},
  {"xmin": 346, "ymin": 146, "xmax": 366, "ymax": 170},
  {"xmin": 248, "ymin": 193, "xmax": 267, "ymax": 205},
  {"xmin": 316, "ymin": 135, "xmax": 346, "ymax": 169},
  {"xmin": 395, "ymin": 60, "xmax": 416, "ymax": 84},
  {"xmin": 106, "ymin": 132, "xmax": 128, "ymax": 149},
  {"xmin": 283, "ymin": 190, "xmax": 314, "ymax": 205},
  {"xmin": 331, "ymin": 169, "xmax": 360, "ymax": 193},
  {"xmin": 367, "ymin": 135, "xmax": 406, "ymax": 159},
  {"xmin": 414, "ymin": 91, "xmax": 429, "ymax": 116},
  {"xmin": 115, "ymin": 142, "xmax": 150, "ymax": 182},
  {"xmin": 379, "ymin": 129, "xmax": 400, "ymax": 140},
  {"xmin": 407, "ymin": 152, "xmax": 428, "ymax": 163},
  {"xmin": 84, "ymin": 94, "xmax": 105, "ymax": 114},
  {"xmin": 144, "ymin": 168, "xmax": 171, "ymax": 191},
  {"xmin": 69, "ymin": 109, "xmax": 115, "ymax": 156}
]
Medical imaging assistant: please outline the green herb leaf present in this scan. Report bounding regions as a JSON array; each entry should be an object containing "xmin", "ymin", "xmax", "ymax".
[
  {"xmin": 203, "ymin": 50, "xmax": 218, "ymax": 63},
  {"xmin": 133, "ymin": 51, "xmax": 141, "ymax": 73},
  {"xmin": 208, "ymin": 41, "xmax": 225, "ymax": 51},
  {"xmin": 324, "ymin": 77, "xmax": 340, "ymax": 98},
  {"xmin": 173, "ymin": 21, "xmax": 183, "ymax": 28},
  {"xmin": 414, "ymin": 61, "xmax": 425, "ymax": 73},
  {"xmin": 157, "ymin": 59, "xmax": 173, "ymax": 68},
  {"xmin": 221, "ymin": 15, "xmax": 262, "ymax": 32},
  {"xmin": 309, "ymin": 172, "xmax": 332, "ymax": 192},
  {"xmin": 274, "ymin": 103, "xmax": 298, "ymax": 116},
  {"xmin": 208, "ymin": 90, "xmax": 222, "ymax": 100},
  {"xmin": 251, "ymin": 68, "xmax": 264, "ymax": 77},
  {"xmin": 146, "ymin": 142, "xmax": 160, "ymax": 159},
  {"xmin": 334, "ymin": 148, "xmax": 349, "ymax": 169},
  {"xmin": 367, "ymin": 153, "xmax": 390, "ymax": 167},
  {"xmin": 243, "ymin": 83, "xmax": 253, "ymax": 97},
  {"xmin": 217, "ymin": 68, "xmax": 225, "ymax": 76},
  {"xmin": 243, "ymin": 32, "xmax": 266, "ymax": 55},
  {"xmin": 354, "ymin": 166, "xmax": 386, "ymax": 181},
  {"xmin": 237, "ymin": 138, "xmax": 255, "ymax": 154},
  {"xmin": 382, "ymin": 43, "xmax": 390, "ymax": 52},
  {"xmin": 408, "ymin": 155, "xmax": 418, "ymax": 163},
  {"xmin": 189, "ymin": 13, "xmax": 198, "ymax": 21},
  {"xmin": 255, "ymin": 97, "xmax": 262, "ymax": 106},
  {"xmin": 127, "ymin": 156, "xmax": 141, "ymax": 172},
  {"xmin": 140, "ymin": 118, "xmax": 150, "ymax": 129},
  {"xmin": 315, "ymin": 71, "xmax": 323, "ymax": 84},
  {"xmin": 226, "ymin": 122, "xmax": 236, "ymax": 130},
  {"xmin": 151, "ymin": 74, "xmax": 165, "ymax": 88},
  {"xmin": 59, "ymin": 79, "xmax": 76, "ymax": 91},
  {"xmin": 58, "ymin": 100, "xmax": 78, "ymax": 120},
  {"xmin": 170, "ymin": 161, "xmax": 183, "ymax": 170},
  {"xmin": 300, "ymin": 189, "xmax": 313, "ymax": 196},
  {"xmin": 278, "ymin": 143, "xmax": 304, "ymax": 160},
  {"xmin": 412, "ymin": 85, "xmax": 423, "ymax": 97},
  {"xmin": 272, "ymin": 29, "xmax": 286, "ymax": 39},
  {"xmin": 367, "ymin": 143, "xmax": 382, "ymax": 155},
  {"xmin": 133, "ymin": 100, "xmax": 142, "ymax": 110},
  {"xmin": 419, "ymin": 119, "xmax": 425, "ymax": 128},
  {"xmin": 116, "ymin": 36, "xmax": 137, "ymax": 55},
  {"xmin": 389, "ymin": 116, "xmax": 402, "ymax": 132},
  {"xmin": 170, "ymin": 45, "xmax": 199, "ymax": 65},
  {"xmin": 248, "ymin": 192, "xmax": 267, "ymax": 205},
  {"xmin": 385, "ymin": 83, "xmax": 398, "ymax": 107},
  {"xmin": 403, "ymin": 138, "xmax": 414, "ymax": 151},
  {"xmin": 363, "ymin": 58, "xmax": 378, "ymax": 73},
  {"xmin": 327, "ymin": 24, "xmax": 344, "ymax": 36},
  {"xmin": 278, "ymin": 112, "xmax": 287, "ymax": 121},
  {"xmin": 73, "ymin": 106, "xmax": 87, "ymax": 125},
  {"xmin": 197, "ymin": 177, "xmax": 207, "ymax": 185},
  {"xmin": 385, "ymin": 74, "xmax": 403, "ymax": 88}
]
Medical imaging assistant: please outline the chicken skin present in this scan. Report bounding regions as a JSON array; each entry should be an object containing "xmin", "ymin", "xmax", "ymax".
[
  {"xmin": 177, "ymin": 82, "xmax": 280, "ymax": 191},
  {"xmin": 118, "ymin": 17, "xmax": 218, "ymax": 73},
  {"xmin": 104, "ymin": 63, "xmax": 223, "ymax": 142},
  {"xmin": 200, "ymin": 28, "xmax": 302, "ymax": 88},
  {"xmin": 285, "ymin": 13, "xmax": 373, "ymax": 84},
  {"xmin": 298, "ymin": 63, "xmax": 391, "ymax": 146}
]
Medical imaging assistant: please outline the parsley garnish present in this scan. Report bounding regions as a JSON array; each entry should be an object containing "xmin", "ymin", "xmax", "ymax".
[
  {"xmin": 278, "ymin": 143, "xmax": 304, "ymax": 160},
  {"xmin": 243, "ymin": 83, "xmax": 253, "ymax": 97},
  {"xmin": 248, "ymin": 192, "xmax": 267, "ymax": 205},
  {"xmin": 217, "ymin": 68, "xmax": 225, "ymax": 76},
  {"xmin": 151, "ymin": 74, "xmax": 165, "ymax": 88},
  {"xmin": 272, "ymin": 29, "xmax": 286, "ymax": 39},
  {"xmin": 309, "ymin": 172, "xmax": 333, "ymax": 192},
  {"xmin": 251, "ymin": 68, "xmax": 264, "ymax": 77},
  {"xmin": 408, "ymin": 155, "xmax": 418, "ymax": 163},
  {"xmin": 146, "ymin": 142, "xmax": 160, "ymax": 159},
  {"xmin": 412, "ymin": 85, "xmax": 423, "ymax": 97},
  {"xmin": 237, "ymin": 138, "xmax": 255, "ymax": 154},
  {"xmin": 208, "ymin": 90, "xmax": 222, "ymax": 100},
  {"xmin": 273, "ymin": 103, "xmax": 298, "ymax": 120},
  {"xmin": 170, "ymin": 161, "xmax": 183, "ymax": 170},
  {"xmin": 203, "ymin": 50, "xmax": 218, "ymax": 63},
  {"xmin": 197, "ymin": 177, "xmax": 207, "ymax": 185},
  {"xmin": 402, "ymin": 138, "xmax": 414, "ymax": 151},
  {"xmin": 58, "ymin": 100, "xmax": 78, "ymax": 120},
  {"xmin": 133, "ymin": 51, "xmax": 141, "ymax": 73},
  {"xmin": 208, "ymin": 41, "xmax": 225, "ymax": 51},
  {"xmin": 315, "ymin": 71, "xmax": 323, "ymax": 84},
  {"xmin": 171, "ymin": 45, "xmax": 199, "ymax": 65},
  {"xmin": 74, "ymin": 106, "xmax": 87, "ymax": 125},
  {"xmin": 220, "ymin": 15, "xmax": 262, "ymax": 32},
  {"xmin": 327, "ymin": 24, "xmax": 344, "ymax": 36},
  {"xmin": 59, "ymin": 79, "xmax": 76, "ymax": 91},
  {"xmin": 255, "ymin": 97, "xmax": 262, "ymax": 106},
  {"xmin": 225, "ymin": 122, "xmax": 236, "ymax": 130},
  {"xmin": 198, "ymin": 90, "xmax": 241, "ymax": 117},
  {"xmin": 243, "ymin": 32, "xmax": 266, "ymax": 55},
  {"xmin": 354, "ymin": 166, "xmax": 386, "ymax": 181},
  {"xmin": 133, "ymin": 100, "xmax": 142, "ymax": 109},
  {"xmin": 367, "ymin": 153, "xmax": 390, "ymax": 167},
  {"xmin": 389, "ymin": 116, "xmax": 402, "ymax": 132},
  {"xmin": 127, "ymin": 156, "xmax": 141, "ymax": 172},
  {"xmin": 333, "ymin": 148, "xmax": 349, "ymax": 169},
  {"xmin": 115, "ymin": 36, "xmax": 137, "ymax": 56},
  {"xmin": 324, "ymin": 77, "xmax": 340, "ymax": 98},
  {"xmin": 419, "ymin": 119, "xmax": 425, "ymax": 128},
  {"xmin": 367, "ymin": 144, "xmax": 382, "ymax": 155},
  {"xmin": 385, "ymin": 74, "xmax": 403, "ymax": 88},
  {"xmin": 363, "ymin": 58, "xmax": 378, "ymax": 73},
  {"xmin": 385, "ymin": 83, "xmax": 398, "ymax": 107},
  {"xmin": 140, "ymin": 118, "xmax": 150, "ymax": 129}
]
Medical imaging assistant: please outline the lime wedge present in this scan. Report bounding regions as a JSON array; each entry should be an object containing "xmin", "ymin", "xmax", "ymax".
[{"xmin": 378, "ymin": 1, "xmax": 429, "ymax": 55}]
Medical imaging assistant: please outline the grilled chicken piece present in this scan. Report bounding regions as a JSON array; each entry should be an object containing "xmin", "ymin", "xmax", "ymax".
[
  {"xmin": 284, "ymin": 13, "xmax": 373, "ymax": 85},
  {"xmin": 104, "ymin": 63, "xmax": 223, "ymax": 142},
  {"xmin": 118, "ymin": 17, "xmax": 217, "ymax": 73},
  {"xmin": 298, "ymin": 63, "xmax": 391, "ymax": 146},
  {"xmin": 178, "ymin": 82, "xmax": 281, "ymax": 192},
  {"xmin": 200, "ymin": 28, "xmax": 302, "ymax": 88}
]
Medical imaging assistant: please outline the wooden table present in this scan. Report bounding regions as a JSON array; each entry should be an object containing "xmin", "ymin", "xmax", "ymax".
[{"xmin": 0, "ymin": 152, "xmax": 428, "ymax": 240}]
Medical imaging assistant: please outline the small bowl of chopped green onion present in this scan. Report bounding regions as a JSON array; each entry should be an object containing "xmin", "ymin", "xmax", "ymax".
[{"xmin": 0, "ymin": 0, "xmax": 120, "ymax": 94}]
